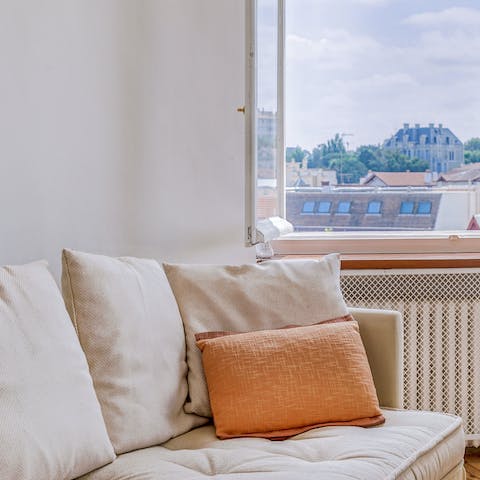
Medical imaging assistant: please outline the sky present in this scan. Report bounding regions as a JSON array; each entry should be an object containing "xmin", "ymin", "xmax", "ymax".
[{"xmin": 258, "ymin": 0, "xmax": 480, "ymax": 151}]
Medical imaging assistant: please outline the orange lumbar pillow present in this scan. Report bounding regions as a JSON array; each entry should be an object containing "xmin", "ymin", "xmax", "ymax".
[{"xmin": 196, "ymin": 321, "xmax": 384, "ymax": 440}]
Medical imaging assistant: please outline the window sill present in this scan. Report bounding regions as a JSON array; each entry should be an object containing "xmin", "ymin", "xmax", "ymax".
[
  {"xmin": 271, "ymin": 231, "xmax": 480, "ymax": 257},
  {"xmin": 273, "ymin": 252, "xmax": 480, "ymax": 269}
]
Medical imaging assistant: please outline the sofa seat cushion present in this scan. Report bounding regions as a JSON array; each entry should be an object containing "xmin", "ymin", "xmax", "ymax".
[{"xmin": 79, "ymin": 409, "xmax": 464, "ymax": 480}]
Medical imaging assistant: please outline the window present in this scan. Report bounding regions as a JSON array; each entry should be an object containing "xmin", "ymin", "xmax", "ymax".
[
  {"xmin": 247, "ymin": 0, "xmax": 480, "ymax": 255},
  {"xmin": 367, "ymin": 201, "xmax": 381, "ymax": 214},
  {"xmin": 336, "ymin": 201, "xmax": 351, "ymax": 214},
  {"xmin": 317, "ymin": 201, "xmax": 331, "ymax": 214},
  {"xmin": 400, "ymin": 202, "xmax": 414, "ymax": 214},
  {"xmin": 417, "ymin": 201, "xmax": 432, "ymax": 215},
  {"xmin": 302, "ymin": 201, "xmax": 315, "ymax": 214}
]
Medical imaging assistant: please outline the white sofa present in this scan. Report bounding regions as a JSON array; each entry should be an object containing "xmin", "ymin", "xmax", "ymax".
[
  {"xmin": 78, "ymin": 307, "xmax": 465, "ymax": 480},
  {"xmin": 1, "ymin": 254, "xmax": 466, "ymax": 480}
]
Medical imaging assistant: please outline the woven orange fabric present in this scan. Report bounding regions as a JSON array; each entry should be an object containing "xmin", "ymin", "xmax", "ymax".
[{"xmin": 196, "ymin": 321, "xmax": 384, "ymax": 440}]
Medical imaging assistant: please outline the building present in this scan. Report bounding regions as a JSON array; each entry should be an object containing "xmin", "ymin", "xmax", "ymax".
[
  {"xmin": 286, "ymin": 185, "xmax": 480, "ymax": 232},
  {"xmin": 383, "ymin": 123, "xmax": 464, "ymax": 173},
  {"xmin": 256, "ymin": 110, "xmax": 277, "ymax": 179},
  {"xmin": 437, "ymin": 163, "xmax": 480, "ymax": 184},
  {"xmin": 286, "ymin": 160, "xmax": 337, "ymax": 187},
  {"xmin": 361, "ymin": 171, "xmax": 437, "ymax": 187}
]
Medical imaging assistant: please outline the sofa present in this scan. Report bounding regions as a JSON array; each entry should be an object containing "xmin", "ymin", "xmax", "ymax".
[{"xmin": 1, "ymin": 250, "xmax": 466, "ymax": 480}]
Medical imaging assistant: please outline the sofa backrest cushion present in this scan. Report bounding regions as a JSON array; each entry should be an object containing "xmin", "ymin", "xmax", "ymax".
[
  {"xmin": 61, "ymin": 249, "xmax": 205, "ymax": 455},
  {"xmin": 164, "ymin": 253, "xmax": 350, "ymax": 417},
  {"xmin": 0, "ymin": 260, "xmax": 115, "ymax": 480}
]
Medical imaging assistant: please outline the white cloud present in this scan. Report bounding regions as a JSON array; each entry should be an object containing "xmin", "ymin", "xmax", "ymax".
[
  {"xmin": 351, "ymin": 0, "xmax": 391, "ymax": 5},
  {"xmin": 287, "ymin": 30, "xmax": 380, "ymax": 70},
  {"xmin": 285, "ymin": 2, "xmax": 480, "ymax": 149},
  {"xmin": 405, "ymin": 7, "xmax": 480, "ymax": 28}
]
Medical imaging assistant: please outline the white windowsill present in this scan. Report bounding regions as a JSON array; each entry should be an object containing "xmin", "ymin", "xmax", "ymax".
[{"xmin": 271, "ymin": 231, "xmax": 480, "ymax": 255}]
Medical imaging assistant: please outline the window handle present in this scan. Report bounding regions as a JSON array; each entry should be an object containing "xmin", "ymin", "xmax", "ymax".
[{"xmin": 237, "ymin": 106, "xmax": 246, "ymax": 114}]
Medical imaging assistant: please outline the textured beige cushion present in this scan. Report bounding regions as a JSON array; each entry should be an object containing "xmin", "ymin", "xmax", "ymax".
[
  {"xmin": 79, "ymin": 409, "xmax": 465, "ymax": 480},
  {"xmin": 0, "ymin": 261, "xmax": 115, "ymax": 480},
  {"xmin": 164, "ymin": 253, "xmax": 350, "ymax": 417},
  {"xmin": 61, "ymin": 249, "xmax": 204, "ymax": 455}
]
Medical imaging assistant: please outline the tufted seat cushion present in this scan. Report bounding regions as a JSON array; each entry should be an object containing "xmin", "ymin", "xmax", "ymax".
[{"xmin": 79, "ymin": 409, "xmax": 464, "ymax": 480}]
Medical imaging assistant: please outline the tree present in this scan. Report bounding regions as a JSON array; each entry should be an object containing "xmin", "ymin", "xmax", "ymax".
[
  {"xmin": 324, "ymin": 133, "xmax": 346, "ymax": 155},
  {"xmin": 464, "ymin": 138, "xmax": 480, "ymax": 164},
  {"xmin": 465, "ymin": 138, "xmax": 480, "ymax": 151},
  {"xmin": 307, "ymin": 134, "xmax": 347, "ymax": 169},
  {"xmin": 465, "ymin": 151, "xmax": 480, "ymax": 164},
  {"xmin": 329, "ymin": 155, "xmax": 368, "ymax": 184},
  {"xmin": 356, "ymin": 145, "xmax": 384, "ymax": 171},
  {"xmin": 286, "ymin": 145, "xmax": 310, "ymax": 163},
  {"xmin": 377, "ymin": 151, "xmax": 429, "ymax": 172},
  {"xmin": 307, "ymin": 145, "xmax": 329, "ymax": 169}
]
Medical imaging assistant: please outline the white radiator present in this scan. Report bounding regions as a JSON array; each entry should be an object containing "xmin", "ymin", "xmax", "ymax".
[{"xmin": 341, "ymin": 268, "xmax": 480, "ymax": 446}]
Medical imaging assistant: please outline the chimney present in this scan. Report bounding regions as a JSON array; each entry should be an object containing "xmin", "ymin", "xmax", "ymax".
[
  {"xmin": 439, "ymin": 123, "xmax": 443, "ymax": 129},
  {"xmin": 429, "ymin": 123, "xmax": 434, "ymax": 129},
  {"xmin": 403, "ymin": 123, "xmax": 409, "ymax": 130},
  {"xmin": 415, "ymin": 124, "xmax": 420, "ymax": 129},
  {"xmin": 424, "ymin": 169, "xmax": 432, "ymax": 184}
]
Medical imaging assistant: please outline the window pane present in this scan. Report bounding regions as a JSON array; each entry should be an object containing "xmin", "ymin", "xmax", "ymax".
[
  {"xmin": 337, "ymin": 201, "xmax": 351, "ymax": 214},
  {"xmin": 302, "ymin": 201, "xmax": 315, "ymax": 213},
  {"xmin": 318, "ymin": 201, "xmax": 331, "ymax": 213},
  {"xmin": 417, "ymin": 201, "xmax": 432, "ymax": 215},
  {"xmin": 256, "ymin": 0, "xmax": 279, "ymax": 221},
  {"xmin": 400, "ymin": 201, "xmax": 414, "ymax": 214},
  {"xmin": 284, "ymin": 0, "xmax": 480, "ymax": 234},
  {"xmin": 367, "ymin": 201, "xmax": 381, "ymax": 214}
]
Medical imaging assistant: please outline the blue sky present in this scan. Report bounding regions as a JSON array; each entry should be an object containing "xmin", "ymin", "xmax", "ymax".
[{"xmin": 279, "ymin": 0, "xmax": 480, "ymax": 150}]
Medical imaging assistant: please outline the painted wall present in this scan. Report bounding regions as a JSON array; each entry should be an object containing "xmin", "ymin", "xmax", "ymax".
[{"xmin": 0, "ymin": 1, "xmax": 254, "ymax": 279}]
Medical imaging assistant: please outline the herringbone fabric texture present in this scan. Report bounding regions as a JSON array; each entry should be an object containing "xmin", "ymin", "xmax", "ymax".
[
  {"xmin": 61, "ymin": 249, "xmax": 205, "ymax": 455},
  {"xmin": 0, "ymin": 261, "xmax": 114, "ymax": 480},
  {"xmin": 164, "ymin": 254, "xmax": 350, "ymax": 418},
  {"xmin": 196, "ymin": 321, "xmax": 384, "ymax": 439}
]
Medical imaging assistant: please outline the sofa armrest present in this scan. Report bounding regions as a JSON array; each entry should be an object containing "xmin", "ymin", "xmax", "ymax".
[{"xmin": 348, "ymin": 307, "xmax": 404, "ymax": 409}]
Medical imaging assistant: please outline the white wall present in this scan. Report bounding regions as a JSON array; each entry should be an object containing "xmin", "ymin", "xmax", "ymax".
[
  {"xmin": 0, "ymin": 0, "xmax": 254, "ymax": 279},
  {"xmin": 435, "ymin": 189, "xmax": 478, "ymax": 230}
]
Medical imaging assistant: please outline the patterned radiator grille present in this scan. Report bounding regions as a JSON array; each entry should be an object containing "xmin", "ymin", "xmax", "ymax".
[{"xmin": 341, "ymin": 268, "xmax": 480, "ymax": 446}]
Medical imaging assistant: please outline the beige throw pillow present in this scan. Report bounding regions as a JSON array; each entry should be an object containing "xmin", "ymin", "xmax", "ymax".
[
  {"xmin": 61, "ymin": 249, "xmax": 205, "ymax": 455},
  {"xmin": 0, "ymin": 261, "xmax": 115, "ymax": 480},
  {"xmin": 164, "ymin": 253, "xmax": 350, "ymax": 417}
]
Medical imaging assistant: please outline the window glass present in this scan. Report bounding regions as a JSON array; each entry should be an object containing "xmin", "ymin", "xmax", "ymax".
[
  {"xmin": 337, "ymin": 201, "xmax": 351, "ymax": 214},
  {"xmin": 400, "ymin": 201, "xmax": 415, "ymax": 214},
  {"xmin": 302, "ymin": 201, "xmax": 315, "ymax": 213},
  {"xmin": 417, "ymin": 201, "xmax": 432, "ymax": 215},
  {"xmin": 367, "ymin": 201, "xmax": 381, "ymax": 214},
  {"xmin": 317, "ymin": 201, "xmax": 331, "ymax": 213},
  {"xmin": 255, "ymin": 0, "xmax": 279, "ymax": 222},
  {"xmin": 282, "ymin": 0, "xmax": 480, "ymax": 235}
]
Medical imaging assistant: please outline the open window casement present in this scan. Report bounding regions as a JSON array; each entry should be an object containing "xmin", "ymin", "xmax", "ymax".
[{"xmin": 245, "ymin": 0, "xmax": 291, "ymax": 256}]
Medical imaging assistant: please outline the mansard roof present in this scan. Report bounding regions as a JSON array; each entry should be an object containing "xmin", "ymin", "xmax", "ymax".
[
  {"xmin": 385, "ymin": 124, "xmax": 462, "ymax": 146},
  {"xmin": 286, "ymin": 190, "xmax": 441, "ymax": 232}
]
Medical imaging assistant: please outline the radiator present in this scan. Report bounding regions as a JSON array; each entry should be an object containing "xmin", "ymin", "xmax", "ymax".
[{"xmin": 341, "ymin": 268, "xmax": 480, "ymax": 446}]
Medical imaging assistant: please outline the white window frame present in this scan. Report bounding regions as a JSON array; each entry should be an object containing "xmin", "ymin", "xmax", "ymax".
[
  {"xmin": 245, "ymin": 0, "xmax": 285, "ymax": 246},
  {"xmin": 246, "ymin": 0, "xmax": 480, "ymax": 256}
]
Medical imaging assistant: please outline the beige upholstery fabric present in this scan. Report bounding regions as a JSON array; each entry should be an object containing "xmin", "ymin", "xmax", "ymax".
[
  {"xmin": 349, "ymin": 307, "xmax": 404, "ymax": 408},
  {"xmin": 80, "ymin": 409, "xmax": 465, "ymax": 480},
  {"xmin": 0, "ymin": 261, "xmax": 114, "ymax": 480},
  {"xmin": 61, "ymin": 249, "xmax": 205, "ymax": 455},
  {"xmin": 164, "ymin": 254, "xmax": 350, "ymax": 417}
]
